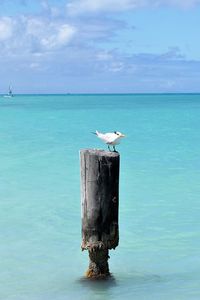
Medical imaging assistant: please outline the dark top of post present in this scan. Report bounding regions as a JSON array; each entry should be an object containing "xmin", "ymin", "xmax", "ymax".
[{"xmin": 81, "ymin": 149, "xmax": 119, "ymax": 157}]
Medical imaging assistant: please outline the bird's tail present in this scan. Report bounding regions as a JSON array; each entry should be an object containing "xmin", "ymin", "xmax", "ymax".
[{"xmin": 91, "ymin": 130, "xmax": 99, "ymax": 135}]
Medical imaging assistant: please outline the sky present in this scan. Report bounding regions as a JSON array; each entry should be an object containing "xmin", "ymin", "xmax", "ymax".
[{"xmin": 0, "ymin": 0, "xmax": 200, "ymax": 93}]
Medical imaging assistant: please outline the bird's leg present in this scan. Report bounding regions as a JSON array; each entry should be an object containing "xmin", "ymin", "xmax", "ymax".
[
  {"xmin": 113, "ymin": 145, "xmax": 117, "ymax": 152},
  {"xmin": 108, "ymin": 145, "xmax": 111, "ymax": 151}
]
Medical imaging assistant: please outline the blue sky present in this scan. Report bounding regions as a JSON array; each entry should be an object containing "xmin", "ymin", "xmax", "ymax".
[{"xmin": 0, "ymin": 0, "xmax": 200, "ymax": 93}]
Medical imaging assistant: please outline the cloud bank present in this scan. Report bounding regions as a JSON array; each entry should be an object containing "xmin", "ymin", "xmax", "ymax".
[
  {"xmin": 0, "ymin": 0, "xmax": 200, "ymax": 93},
  {"xmin": 67, "ymin": 0, "xmax": 200, "ymax": 14}
]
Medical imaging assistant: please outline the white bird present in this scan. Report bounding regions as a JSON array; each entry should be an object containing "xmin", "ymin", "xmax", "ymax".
[{"xmin": 93, "ymin": 130, "xmax": 125, "ymax": 152}]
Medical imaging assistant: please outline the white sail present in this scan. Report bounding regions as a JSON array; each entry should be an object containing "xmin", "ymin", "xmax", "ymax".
[
  {"xmin": 9, "ymin": 86, "xmax": 13, "ymax": 96},
  {"xmin": 4, "ymin": 85, "xmax": 13, "ymax": 98}
]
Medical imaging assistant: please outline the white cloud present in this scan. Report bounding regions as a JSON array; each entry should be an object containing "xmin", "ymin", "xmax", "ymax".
[
  {"xmin": 39, "ymin": 23, "xmax": 76, "ymax": 49},
  {"xmin": 157, "ymin": 0, "xmax": 200, "ymax": 8},
  {"xmin": 108, "ymin": 61, "xmax": 124, "ymax": 72},
  {"xmin": 26, "ymin": 17, "xmax": 76, "ymax": 50},
  {"xmin": 0, "ymin": 16, "xmax": 77, "ymax": 56},
  {"xmin": 66, "ymin": 0, "xmax": 200, "ymax": 14},
  {"xmin": 26, "ymin": 18, "xmax": 44, "ymax": 36},
  {"xmin": 67, "ymin": 0, "xmax": 146, "ymax": 15},
  {"xmin": 96, "ymin": 51, "xmax": 113, "ymax": 61},
  {"xmin": 0, "ymin": 17, "xmax": 14, "ymax": 41},
  {"xmin": 29, "ymin": 62, "xmax": 40, "ymax": 69},
  {"xmin": 57, "ymin": 24, "xmax": 76, "ymax": 45}
]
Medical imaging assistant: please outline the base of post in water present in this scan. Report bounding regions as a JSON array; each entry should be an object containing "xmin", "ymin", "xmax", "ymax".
[{"xmin": 86, "ymin": 248, "xmax": 110, "ymax": 279}]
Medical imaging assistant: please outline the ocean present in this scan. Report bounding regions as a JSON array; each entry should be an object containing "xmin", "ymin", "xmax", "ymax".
[{"xmin": 0, "ymin": 94, "xmax": 200, "ymax": 300}]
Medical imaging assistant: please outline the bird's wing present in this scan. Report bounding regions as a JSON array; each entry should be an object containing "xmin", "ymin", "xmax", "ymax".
[{"xmin": 104, "ymin": 133, "xmax": 117, "ymax": 143}]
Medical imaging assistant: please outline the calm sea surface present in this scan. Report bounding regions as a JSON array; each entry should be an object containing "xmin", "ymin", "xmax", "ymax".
[{"xmin": 0, "ymin": 94, "xmax": 200, "ymax": 300}]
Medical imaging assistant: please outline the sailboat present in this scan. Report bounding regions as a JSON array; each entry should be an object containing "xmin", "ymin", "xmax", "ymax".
[{"xmin": 4, "ymin": 85, "xmax": 13, "ymax": 98}]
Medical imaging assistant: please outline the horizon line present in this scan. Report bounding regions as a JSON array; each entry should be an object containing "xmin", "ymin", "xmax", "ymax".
[{"xmin": 1, "ymin": 92, "xmax": 200, "ymax": 96}]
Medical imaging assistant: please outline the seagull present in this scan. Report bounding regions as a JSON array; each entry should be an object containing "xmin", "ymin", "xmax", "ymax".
[{"xmin": 93, "ymin": 130, "xmax": 125, "ymax": 152}]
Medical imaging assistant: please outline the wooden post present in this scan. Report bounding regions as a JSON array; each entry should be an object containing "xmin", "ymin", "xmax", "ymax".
[{"xmin": 80, "ymin": 149, "xmax": 120, "ymax": 279}]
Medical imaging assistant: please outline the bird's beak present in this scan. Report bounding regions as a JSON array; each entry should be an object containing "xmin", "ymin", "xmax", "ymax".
[{"xmin": 120, "ymin": 134, "xmax": 125, "ymax": 137}]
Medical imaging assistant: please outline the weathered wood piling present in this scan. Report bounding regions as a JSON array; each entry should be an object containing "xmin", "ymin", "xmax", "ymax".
[{"xmin": 80, "ymin": 149, "xmax": 120, "ymax": 279}]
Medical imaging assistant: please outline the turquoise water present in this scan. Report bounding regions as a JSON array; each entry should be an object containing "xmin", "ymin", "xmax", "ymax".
[{"xmin": 0, "ymin": 94, "xmax": 200, "ymax": 300}]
